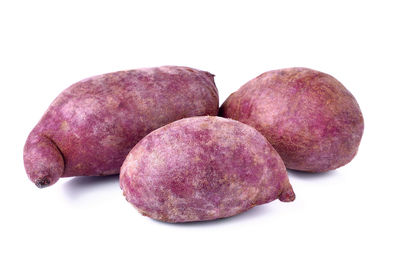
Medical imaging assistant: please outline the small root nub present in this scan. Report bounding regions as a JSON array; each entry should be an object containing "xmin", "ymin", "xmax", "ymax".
[
  {"xmin": 279, "ymin": 183, "xmax": 296, "ymax": 202},
  {"xmin": 35, "ymin": 176, "xmax": 51, "ymax": 188}
]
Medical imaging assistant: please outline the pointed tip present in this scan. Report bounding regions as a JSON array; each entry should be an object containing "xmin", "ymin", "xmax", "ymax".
[
  {"xmin": 202, "ymin": 70, "xmax": 215, "ymax": 78},
  {"xmin": 35, "ymin": 176, "xmax": 51, "ymax": 188},
  {"xmin": 279, "ymin": 182, "xmax": 296, "ymax": 202}
]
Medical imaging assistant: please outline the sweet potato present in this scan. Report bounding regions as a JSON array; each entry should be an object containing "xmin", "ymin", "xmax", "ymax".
[
  {"xmin": 220, "ymin": 67, "xmax": 364, "ymax": 172},
  {"xmin": 120, "ymin": 116, "xmax": 295, "ymax": 223},
  {"xmin": 24, "ymin": 66, "xmax": 219, "ymax": 187}
]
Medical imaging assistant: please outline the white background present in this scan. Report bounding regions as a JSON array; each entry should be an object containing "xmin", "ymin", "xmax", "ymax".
[{"xmin": 1, "ymin": 0, "xmax": 399, "ymax": 279}]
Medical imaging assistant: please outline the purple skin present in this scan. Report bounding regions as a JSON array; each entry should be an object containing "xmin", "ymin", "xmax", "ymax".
[
  {"xmin": 219, "ymin": 68, "xmax": 364, "ymax": 172},
  {"xmin": 24, "ymin": 66, "xmax": 219, "ymax": 187},
  {"xmin": 120, "ymin": 116, "xmax": 295, "ymax": 223}
]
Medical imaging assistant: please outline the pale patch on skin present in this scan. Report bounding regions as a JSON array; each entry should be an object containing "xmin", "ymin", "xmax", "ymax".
[
  {"xmin": 220, "ymin": 67, "xmax": 364, "ymax": 172},
  {"xmin": 60, "ymin": 121, "xmax": 69, "ymax": 131},
  {"xmin": 120, "ymin": 116, "xmax": 295, "ymax": 223}
]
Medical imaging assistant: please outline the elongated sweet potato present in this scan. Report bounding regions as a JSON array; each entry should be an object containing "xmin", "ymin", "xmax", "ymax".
[
  {"xmin": 120, "ymin": 116, "xmax": 295, "ymax": 223},
  {"xmin": 220, "ymin": 67, "xmax": 364, "ymax": 172},
  {"xmin": 24, "ymin": 66, "xmax": 219, "ymax": 187}
]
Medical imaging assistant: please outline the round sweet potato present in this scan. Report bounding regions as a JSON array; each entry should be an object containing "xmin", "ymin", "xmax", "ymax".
[
  {"xmin": 220, "ymin": 67, "xmax": 364, "ymax": 172},
  {"xmin": 120, "ymin": 116, "xmax": 295, "ymax": 223},
  {"xmin": 24, "ymin": 66, "xmax": 219, "ymax": 187}
]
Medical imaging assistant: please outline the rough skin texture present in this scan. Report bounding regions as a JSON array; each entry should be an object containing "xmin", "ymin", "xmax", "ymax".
[
  {"xmin": 220, "ymin": 68, "xmax": 364, "ymax": 172},
  {"xmin": 120, "ymin": 116, "xmax": 295, "ymax": 223},
  {"xmin": 24, "ymin": 66, "xmax": 219, "ymax": 187}
]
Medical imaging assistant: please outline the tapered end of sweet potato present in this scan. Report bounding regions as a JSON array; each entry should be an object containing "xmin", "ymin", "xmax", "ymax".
[
  {"xmin": 279, "ymin": 180, "xmax": 296, "ymax": 202},
  {"xmin": 23, "ymin": 132, "xmax": 64, "ymax": 188},
  {"xmin": 34, "ymin": 176, "xmax": 52, "ymax": 188}
]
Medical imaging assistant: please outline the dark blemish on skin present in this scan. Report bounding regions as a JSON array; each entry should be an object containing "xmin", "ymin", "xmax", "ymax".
[{"xmin": 35, "ymin": 176, "xmax": 51, "ymax": 188}]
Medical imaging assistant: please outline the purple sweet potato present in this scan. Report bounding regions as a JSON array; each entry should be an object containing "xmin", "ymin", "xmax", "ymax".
[
  {"xmin": 24, "ymin": 66, "xmax": 219, "ymax": 187},
  {"xmin": 220, "ymin": 68, "xmax": 364, "ymax": 172},
  {"xmin": 120, "ymin": 116, "xmax": 295, "ymax": 223}
]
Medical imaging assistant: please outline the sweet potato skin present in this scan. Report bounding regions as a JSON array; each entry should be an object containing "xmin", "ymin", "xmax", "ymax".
[
  {"xmin": 24, "ymin": 66, "xmax": 219, "ymax": 187},
  {"xmin": 220, "ymin": 68, "xmax": 364, "ymax": 172},
  {"xmin": 120, "ymin": 116, "xmax": 294, "ymax": 223}
]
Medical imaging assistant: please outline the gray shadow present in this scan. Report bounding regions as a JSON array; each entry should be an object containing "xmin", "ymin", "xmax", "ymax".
[
  {"xmin": 62, "ymin": 175, "xmax": 120, "ymax": 199},
  {"xmin": 149, "ymin": 203, "xmax": 271, "ymax": 227},
  {"xmin": 287, "ymin": 169, "xmax": 338, "ymax": 180}
]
